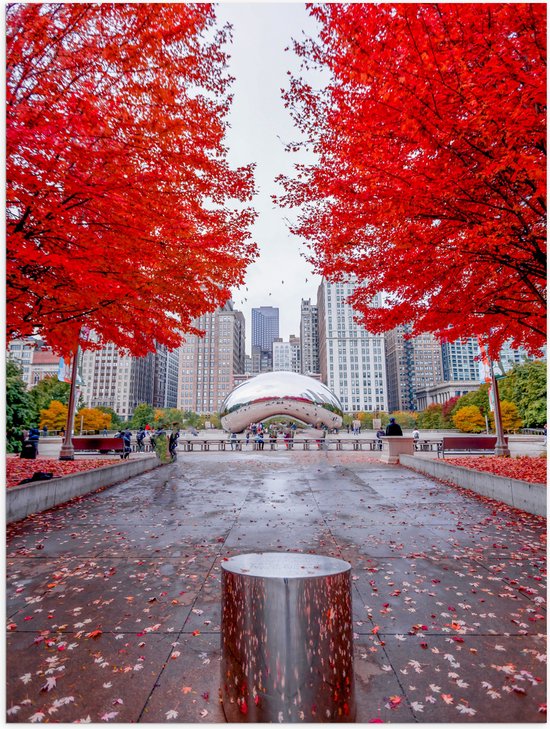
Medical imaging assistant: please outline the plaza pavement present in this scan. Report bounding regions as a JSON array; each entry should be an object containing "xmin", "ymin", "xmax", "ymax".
[{"xmin": 6, "ymin": 449, "xmax": 546, "ymax": 723}]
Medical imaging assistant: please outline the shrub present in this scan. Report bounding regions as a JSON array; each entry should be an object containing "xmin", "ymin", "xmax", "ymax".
[{"xmin": 453, "ymin": 405, "xmax": 486, "ymax": 433}]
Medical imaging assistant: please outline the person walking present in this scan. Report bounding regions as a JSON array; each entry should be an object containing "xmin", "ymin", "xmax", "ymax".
[
  {"xmin": 229, "ymin": 432, "xmax": 237, "ymax": 451},
  {"xmin": 412, "ymin": 427, "xmax": 420, "ymax": 450},
  {"xmin": 136, "ymin": 427, "xmax": 146, "ymax": 452},
  {"xmin": 122, "ymin": 429, "xmax": 132, "ymax": 459},
  {"xmin": 385, "ymin": 417, "xmax": 403, "ymax": 436},
  {"xmin": 169, "ymin": 429, "xmax": 180, "ymax": 461},
  {"xmin": 375, "ymin": 427, "xmax": 385, "ymax": 450}
]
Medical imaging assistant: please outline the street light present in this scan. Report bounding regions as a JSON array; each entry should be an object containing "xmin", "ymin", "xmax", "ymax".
[
  {"xmin": 489, "ymin": 357, "xmax": 511, "ymax": 457},
  {"xmin": 59, "ymin": 344, "xmax": 81, "ymax": 461}
]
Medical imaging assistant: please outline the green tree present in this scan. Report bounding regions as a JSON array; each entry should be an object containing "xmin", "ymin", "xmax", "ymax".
[
  {"xmin": 453, "ymin": 405, "xmax": 486, "ymax": 433},
  {"xmin": 183, "ymin": 410, "xmax": 202, "ymax": 428},
  {"xmin": 6, "ymin": 359, "xmax": 32, "ymax": 452},
  {"xmin": 417, "ymin": 404, "xmax": 444, "ymax": 429},
  {"xmin": 131, "ymin": 403, "xmax": 155, "ymax": 429},
  {"xmin": 96, "ymin": 406, "xmax": 123, "ymax": 429},
  {"xmin": 452, "ymin": 384, "xmax": 490, "ymax": 417},
  {"xmin": 498, "ymin": 360, "xmax": 547, "ymax": 428},
  {"xmin": 28, "ymin": 375, "xmax": 83, "ymax": 424},
  {"xmin": 390, "ymin": 411, "xmax": 417, "ymax": 429}
]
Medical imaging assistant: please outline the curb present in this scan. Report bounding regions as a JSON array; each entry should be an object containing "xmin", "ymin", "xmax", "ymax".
[
  {"xmin": 7, "ymin": 456, "xmax": 163, "ymax": 524},
  {"xmin": 399, "ymin": 454, "xmax": 546, "ymax": 517}
]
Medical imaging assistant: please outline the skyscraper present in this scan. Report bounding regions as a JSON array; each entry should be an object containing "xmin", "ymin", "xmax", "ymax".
[
  {"xmin": 441, "ymin": 338, "xmax": 480, "ymax": 381},
  {"xmin": 80, "ymin": 341, "xmax": 156, "ymax": 421},
  {"xmin": 178, "ymin": 301, "xmax": 245, "ymax": 414},
  {"xmin": 251, "ymin": 306, "xmax": 279, "ymax": 372},
  {"xmin": 317, "ymin": 278, "xmax": 388, "ymax": 414},
  {"xmin": 273, "ymin": 335, "xmax": 301, "ymax": 373},
  {"xmin": 384, "ymin": 325, "xmax": 444, "ymax": 411},
  {"xmin": 300, "ymin": 298, "xmax": 320, "ymax": 375}
]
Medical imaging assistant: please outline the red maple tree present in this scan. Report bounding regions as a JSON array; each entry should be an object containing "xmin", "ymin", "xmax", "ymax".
[
  {"xmin": 7, "ymin": 4, "xmax": 257, "ymax": 357},
  {"xmin": 278, "ymin": 4, "xmax": 546, "ymax": 358}
]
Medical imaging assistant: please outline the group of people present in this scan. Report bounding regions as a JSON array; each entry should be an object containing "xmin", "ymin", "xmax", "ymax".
[{"xmin": 113, "ymin": 426, "xmax": 179, "ymax": 461}]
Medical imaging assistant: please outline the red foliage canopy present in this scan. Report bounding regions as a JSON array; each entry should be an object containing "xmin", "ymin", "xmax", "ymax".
[
  {"xmin": 278, "ymin": 4, "xmax": 546, "ymax": 358},
  {"xmin": 7, "ymin": 4, "xmax": 257, "ymax": 357}
]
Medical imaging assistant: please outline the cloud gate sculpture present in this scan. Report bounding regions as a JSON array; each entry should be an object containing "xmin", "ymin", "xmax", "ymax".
[{"xmin": 220, "ymin": 372, "xmax": 343, "ymax": 433}]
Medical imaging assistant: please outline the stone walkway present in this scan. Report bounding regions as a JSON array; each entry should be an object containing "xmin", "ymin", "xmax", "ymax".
[{"xmin": 6, "ymin": 450, "xmax": 546, "ymax": 723}]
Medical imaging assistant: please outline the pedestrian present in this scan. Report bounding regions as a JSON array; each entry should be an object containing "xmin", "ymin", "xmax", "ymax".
[
  {"xmin": 28, "ymin": 426, "xmax": 40, "ymax": 457},
  {"xmin": 229, "ymin": 432, "xmax": 237, "ymax": 451},
  {"xmin": 136, "ymin": 427, "xmax": 146, "ymax": 452},
  {"xmin": 245, "ymin": 429, "xmax": 250, "ymax": 445},
  {"xmin": 412, "ymin": 427, "xmax": 420, "ymax": 450},
  {"xmin": 42, "ymin": 424, "xmax": 48, "ymax": 437},
  {"xmin": 169, "ymin": 429, "xmax": 179, "ymax": 461},
  {"xmin": 255, "ymin": 431, "xmax": 264, "ymax": 450},
  {"xmin": 269, "ymin": 431, "xmax": 277, "ymax": 450},
  {"xmin": 122, "ymin": 429, "xmax": 132, "ymax": 459},
  {"xmin": 102, "ymin": 426, "xmax": 108, "ymax": 436},
  {"xmin": 385, "ymin": 417, "xmax": 403, "ymax": 436},
  {"xmin": 376, "ymin": 428, "xmax": 385, "ymax": 450}
]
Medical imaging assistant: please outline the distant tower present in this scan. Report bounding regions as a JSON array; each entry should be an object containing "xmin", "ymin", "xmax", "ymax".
[
  {"xmin": 317, "ymin": 278, "xmax": 388, "ymax": 414},
  {"xmin": 300, "ymin": 298, "xmax": 319, "ymax": 375},
  {"xmin": 441, "ymin": 338, "xmax": 480, "ymax": 381},
  {"xmin": 384, "ymin": 325, "xmax": 443, "ymax": 411},
  {"xmin": 178, "ymin": 301, "xmax": 245, "ymax": 414},
  {"xmin": 251, "ymin": 306, "xmax": 279, "ymax": 372}
]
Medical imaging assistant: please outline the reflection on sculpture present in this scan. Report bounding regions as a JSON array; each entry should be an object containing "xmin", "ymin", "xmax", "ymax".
[{"xmin": 220, "ymin": 372, "xmax": 343, "ymax": 433}]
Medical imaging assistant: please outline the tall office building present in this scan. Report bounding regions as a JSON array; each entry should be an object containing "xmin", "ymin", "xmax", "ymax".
[
  {"xmin": 317, "ymin": 278, "xmax": 388, "ymax": 414},
  {"xmin": 178, "ymin": 301, "xmax": 245, "ymax": 414},
  {"xmin": 273, "ymin": 335, "xmax": 301, "ymax": 373},
  {"xmin": 384, "ymin": 325, "xmax": 444, "ymax": 411},
  {"xmin": 152, "ymin": 344, "xmax": 179, "ymax": 409},
  {"xmin": 80, "ymin": 342, "xmax": 156, "ymax": 420},
  {"xmin": 300, "ymin": 298, "xmax": 320, "ymax": 375},
  {"xmin": 441, "ymin": 338, "xmax": 480, "ymax": 381},
  {"xmin": 251, "ymin": 306, "xmax": 279, "ymax": 372}
]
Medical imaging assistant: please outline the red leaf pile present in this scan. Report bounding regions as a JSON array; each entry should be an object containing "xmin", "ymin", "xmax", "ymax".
[
  {"xmin": 445, "ymin": 456, "xmax": 546, "ymax": 485},
  {"xmin": 6, "ymin": 457, "xmax": 119, "ymax": 489}
]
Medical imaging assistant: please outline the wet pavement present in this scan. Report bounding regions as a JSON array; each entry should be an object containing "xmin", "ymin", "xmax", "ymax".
[{"xmin": 6, "ymin": 450, "xmax": 547, "ymax": 723}]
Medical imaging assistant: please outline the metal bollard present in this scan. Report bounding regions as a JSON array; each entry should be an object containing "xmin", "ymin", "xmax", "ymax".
[{"xmin": 221, "ymin": 552, "xmax": 355, "ymax": 723}]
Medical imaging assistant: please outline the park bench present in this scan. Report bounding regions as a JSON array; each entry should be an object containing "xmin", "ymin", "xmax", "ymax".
[
  {"xmin": 72, "ymin": 437, "xmax": 124, "ymax": 454},
  {"xmin": 437, "ymin": 435, "xmax": 508, "ymax": 458}
]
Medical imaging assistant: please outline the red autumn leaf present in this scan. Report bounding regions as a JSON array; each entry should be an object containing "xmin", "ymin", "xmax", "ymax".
[{"xmin": 85, "ymin": 630, "xmax": 102, "ymax": 639}]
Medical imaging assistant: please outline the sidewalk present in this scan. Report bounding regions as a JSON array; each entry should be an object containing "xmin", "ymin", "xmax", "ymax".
[{"xmin": 6, "ymin": 450, "xmax": 546, "ymax": 723}]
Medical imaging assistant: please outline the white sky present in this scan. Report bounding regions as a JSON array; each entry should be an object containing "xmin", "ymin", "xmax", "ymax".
[{"xmin": 216, "ymin": 3, "xmax": 326, "ymax": 354}]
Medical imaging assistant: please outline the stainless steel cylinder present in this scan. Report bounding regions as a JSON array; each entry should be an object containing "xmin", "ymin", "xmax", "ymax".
[{"xmin": 221, "ymin": 552, "xmax": 355, "ymax": 723}]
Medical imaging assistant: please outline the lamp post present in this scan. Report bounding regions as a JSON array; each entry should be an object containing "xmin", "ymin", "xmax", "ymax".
[
  {"xmin": 59, "ymin": 345, "xmax": 81, "ymax": 461},
  {"xmin": 490, "ymin": 358, "xmax": 510, "ymax": 457}
]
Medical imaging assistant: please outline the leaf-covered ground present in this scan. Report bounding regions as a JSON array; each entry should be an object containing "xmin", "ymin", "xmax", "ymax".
[
  {"xmin": 445, "ymin": 456, "xmax": 546, "ymax": 485},
  {"xmin": 6, "ymin": 451, "xmax": 547, "ymax": 723},
  {"xmin": 6, "ymin": 457, "xmax": 119, "ymax": 489}
]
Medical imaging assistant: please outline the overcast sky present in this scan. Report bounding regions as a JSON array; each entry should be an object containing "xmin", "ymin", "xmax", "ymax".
[{"xmin": 216, "ymin": 3, "xmax": 326, "ymax": 353}]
